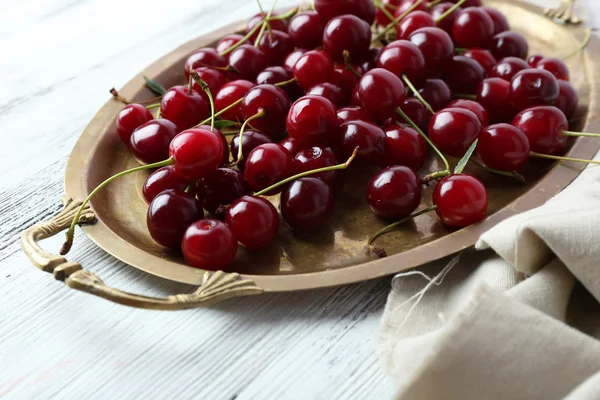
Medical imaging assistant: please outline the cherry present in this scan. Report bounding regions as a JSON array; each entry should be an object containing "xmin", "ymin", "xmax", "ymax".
[
  {"xmin": 491, "ymin": 31, "xmax": 529, "ymax": 60},
  {"xmin": 226, "ymin": 195, "xmax": 279, "ymax": 250},
  {"xmin": 433, "ymin": 174, "xmax": 488, "ymax": 228},
  {"xmin": 244, "ymin": 143, "xmax": 294, "ymax": 194},
  {"xmin": 201, "ymin": 168, "xmax": 251, "ymax": 217},
  {"xmin": 283, "ymin": 48, "xmax": 308, "ymax": 71},
  {"xmin": 377, "ymin": 40, "xmax": 425, "ymax": 83},
  {"xmin": 307, "ymin": 82, "xmax": 347, "ymax": 108},
  {"xmin": 409, "ymin": 27, "xmax": 454, "ymax": 75},
  {"xmin": 280, "ymin": 137, "xmax": 303, "ymax": 156},
  {"xmin": 280, "ymin": 177, "xmax": 334, "ymax": 232},
  {"xmin": 147, "ymin": 189, "xmax": 203, "ymax": 248},
  {"xmin": 230, "ymin": 130, "xmax": 273, "ymax": 171},
  {"xmin": 357, "ymin": 68, "xmax": 405, "ymax": 120},
  {"xmin": 536, "ymin": 57, "xmax": 570, "ymax": 81},
  {"xmin": 399, "ymin": 97, "xmax": 429, "ymax": 132},
  {"xmin": 431, "ymin": 2, "xmax": 462, "ymax": 34},
  {"xmin": 448, "ymin": 99, "xmax": 488, "ymax": 127},
  {"xmin": 490, "ymin": 56, "xmax": 529, "ymax": 81},
  {"xmin": 360, "ymin": 48, "xmax": 382, "ymax": 72},
  {"xmin": 246, "ymin": 12, "xmax": 289, "ymax": 38},
  {"xmin": 288, "ymin": 11, "xmax": 326, "ymax": 49},
  {"xmin": 512, "ymin": 105, "xmax": 568, "ymax": 155},
  {"xmin": 287, "ymin": 95, "xmax": 338, "ymax": 146},
  {"xmin": 397, "ymin": 11, "xmax": 434, "ymax": 40},
  {"xmin": 160, "ymin": 85, "xmax": 208, "ymax": 131},
  {"xmin": 395, "ymin": 0, "xmax": 428, "ymax": 16},
  {"xmin": 184, "ymin": 48, "xmax": 227, "ymax": 79},
  {"xmin": 314, "ymin": 0, "xmax": 376, "ymax": 25},
  {"xmin": 116, "ymin": 104, "xmax": 154, "ymax": 144},
  {"xmin": 256, "ymin": 66, "xmax": 303, "ymax": 100},
  {"xmin": 241, "ymin": 84, "xmax": 291, "ymax": 137},
  {"xmin": 323, "ymin": 15, "xmax": 371, "ymax": 63},
  {"xmin": 169, "ymin": 128, "xmax": 224, "ymax": 180},
  {"xmin": 293, "ymin": 146, "xmax": 340, "ymax": 186},
  {"xmin": 367, "ymin": 165, "xmax": 421, "ymax": 219},
  {"xmin": 336, "ymin": 106, "xmax": 372, "ymax": 125},
  {"xmin": 331, "ymin": 63, "xmax": 364, "ymax": 96},
  {"xmin": 383, "ymin": 124, "xmax": 427, "ymax": 170},
  {"xmin": 257, "ymin": 30, "xmax": 294, "ymax": 66},
  {"xmin": 191, "ymin": 67, "xmax": 228, "ymax": 98},
  {"xmin": 450, "ymin": 0, "xmax": 481, "ymax": 6},
  {"xmin": 194, "ymin": 125, "xmax": 229, "ymax": 166},
  {"xmin": 527, "ymin": 54, "xmax": 544, "ymax": 67},
  {"xmin": 376, "ymin": 0, "xmax": 402, "ymax": 26},
  {"xmin": 508, "ymin": 68, "xmax": 559, "ymax": 110},
  {"xmin": 476, "ymin": 77, "xmax": 518, "ymax": 123},
  {"xmin": 229, "ymin": 45, "xmax": 268, "ymax": 81},
  {"xmin": 293, "ymin": 50, "xmax": 334, "ymax": 90},
  {"xmin": 481, "ymin": 6, "xmax": 510, "ymax": 35},
  {"xmin": 452, "ymin": 7, "xmax": 495, "ymax": 49},
  {"xmin": 418, "ymin": 78, "xmax": 452, "ymax": 112},
  {"xmin": 338, "ymin": 120, "xmax": 388, "ymax": 164},
  {"xmin": 216, "ymin": 34, "xmax": 244, "ymax": 55},
  {"xmin": 142, "ymin": 165, "xmax": 189, "ymax": 203},
  {"xmin": 443, "ymin": 55, "xmax": 486, "ymax": 94},
  {"xmin": 463, "ymin": 49, "xmax": 497, "ymax": 74},
  {"xmin": 554, "ymin": 80, "xmax": 578, "ymax": 120},
  {"xmin": 429, "ymin": 107, "xmax": 482, "ymax": 157},
  {"xmin": 130, "ymin": 119, "xmax": 178, "ymax": 164},
  {"xmin": 182, "ymin": 219, "xmax": 237, "ymax": 270},
  {"xmin": 215, "ymin": 80, "xmax": 256, "ymax": 122},
  {"xmin": 476, "ymin": 123, "xmax": 530, "ymax": 171}
]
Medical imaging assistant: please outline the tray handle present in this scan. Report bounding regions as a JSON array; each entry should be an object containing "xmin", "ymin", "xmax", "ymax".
[{"xmin": 20, "ymin": 196, "xmax": 263, "ymax": 310}]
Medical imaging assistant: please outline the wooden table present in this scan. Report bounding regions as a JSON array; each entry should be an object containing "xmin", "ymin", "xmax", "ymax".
[{"xmin": 0, "ymin": 0, "xmax": 595, "ymax": 398}]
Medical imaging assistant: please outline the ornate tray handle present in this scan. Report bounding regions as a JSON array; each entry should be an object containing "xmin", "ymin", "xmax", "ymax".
[{"xmin": 20, "ymin": 196, "xmax": 263, "ymax": 310}]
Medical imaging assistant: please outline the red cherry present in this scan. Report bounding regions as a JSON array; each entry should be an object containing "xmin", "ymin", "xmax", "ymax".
[
  {"xmin": 215, "ymin": 80, "xmax": 256, "ymax": 122},
  {"xmin": 452, "ymin": 7, "xmax": 495, "ymax": 49},
  {"xmin": 554, "ymin": 80, "xmax": 578, "ymax": 120},
  {"xmin": 241, "ymin": 84, "xmax": 291, "ymax": 137},
  {"xmin": 182, "ymin": 219, "xmax": 237, "ymax": 270},
  {"xmin": 452, "ymin": 0, "xmax": 482, "ymax": 6},
  {"xmin": 367, "ymin": 165, "xmax": 421, "ymax": 219},
  {"xmin": 256, "ymin": 66, "xmax": 303, "ymax": 100},
  {"xmin": 383, "ymin": 124, "xmax": 427, "ymax": 170},
  {"xmin": 201, "ymin": 168, "xmax": 251, "ymax": 217},
  {"xmin": 160, "ymin": 85, "xmax": 209, "ymax": 131},
  {"xmin": 196, "ymin": 125, "xmax": 230, "ymax": 166},
  {"xmin": 357, "ymin": 68, "xmax": 405, "ymax": 120},
  {"xmin": 443, "ymin": 55, "xmax": 486, "ymax": 94},
  {"xmin": 293, "ymin": 146, "xmax": 340, "ymax": 186},
  {"xmin": 336, "ymin": 106, "xmax": 372, "ymax": 125},
  {"xmin": 288, "ymin": 11, "xmax": 326, "ymax": 49},
  {"xmin": 429, "ymin": 108, "xmax": 482, "ymax": 157},
  {"xmin": 184, "ymin": 48, "xmax": 227, "ymax": 79},
  {"xmin": 283, "ymin": 48, "xmax": 308, "ymax": 71},
  {"xmin": 147, "ymin": 189, "xmax": 203, "ymax": 248},
  {"xmin": 280, "ymin": 137, "xmax": 303, "ymax": 156},
  {"xmin": 508, "ymin": 68, "xmax": 560, "ymax": 110},
  {"xmin": 360, "ymin": 48, "xmax": 382, "ymax": 72},
  {"xmin": 142, "ymin": 165, "xmax": 189, "ymax": 203},
  {"xmin": 433, "ymin": 174, "xmax": 488, "ymax": 228},
  {"xmin": 246, "ymin": 12, "xmax": 288, "ymax": 38},
  {"xmin": 116, "ymin": 104, "xmax": 153, "ymax": 144},
  {"xmin": 293, "ymin": 50, "xmax": 334, "ymax": 90},
  {"xmin": 395, "ymin": 0, "xmax": 428, "ymax": 16},
  {"xmin": 229, "ymin": 45, "xmax": 268, "ymax": 81},
  {"xmin": 431, "ymin": 2, "xmax": 462, "ymax": 34},
  {"xmin": 481, "ymin": 6, "xmax": 510, "ymax": 35},
  {"xmin": 216, "ymin": 34, "xmax": 243, "ymax": 55},
  {"xmin": 191, "ymin": 67, "xmax": 228, "ymax": 98},
  {"xmin": 409, "ymin": 27, "xmax": 454, "ymax": 75},
  {"xmin": 169, "ymin": 128, "xmax": 224, "ymax": 180},
  {"xmin": 280, "ymin": 177, "xmax": 334, "ymax": 232},
  {"xmin": 477, "ymin": 123, "xmax": 530, "ymax": 171},
  {"xmin": 397, "ymin": 11, "xmax": 435, "ymax": 40},
  {"xmin": 376, "ymin": 0, "xmax": 402, "ymax": 26},
  {"xmin": 287, "ymin": 95, "xmax": 338, "ymax": 146},
  {"xmin": 244, "ymin": 143, "xmax": 294, "ymax": 194},
  {"xmin": 536, "ymin": 57, "xmax": 570, "ymax": 81},
  {"xmin": 338, "ymin": 120, "xmax": 388, "ymax": 164},
  {"xmin": 331, "ymin": 63, "xmax": 365, "ymax": 95},
  {"xmin": 527, "ymin": 54, "xmax": 544, "ymax": 67},
  {"xmin": 257, "ymin": 30, "xmax": 294, "ymax": 66},
  {"xmin": 314, "ymin": 0, "xmax": 376, "ymax": 25},
  {"xmin": 130, "ymin": 119, "xmax": 178, "ymax": 164},
  {"xmin": 377, "ymin": 40, "xmax": 426, "ymax": 83},
  {"xmin": 448, "ymin": 99, "xmax": 489, "ymax": 127},
  {"xmin": 512, "ymin": 105, "xmax": 568, "ymax": 155},
  {"xmin": 307, "ymin": 82, "xmax": 347, "ymax": 108},
  {"xmin": 323, "ymin": 15, "xmax": 371, "ymax": 63},
  {"xmin": 490, "ymin": 56, "xmax": 529, "ymax": 81},
  {"xmin": 231, "ymin": 130, "xmax": 273, "ymax": 171},
  {"xmin": 463, "ymin": 49, "xmax": 497, "ymax": 74},
  {"xmin": 476, "ymin": 77, "xmax": 518, "ymax": 123},
  {"xmin": 491, "ymin": 31, "xmax": 529, "ymax": 60},
  {"xmin": 418, "ymin": 78, "xmax": 452, "ymax": 112},
  {"xmin": 399, "ymin": 97, "xmax": 429, "ymax": 132},
  {"xmin": 226, "ymin": 195, "xmax": 279, "ymax": 250}
]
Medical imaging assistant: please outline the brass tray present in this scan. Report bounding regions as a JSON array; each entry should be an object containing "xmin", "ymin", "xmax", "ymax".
[{"xmin": 21, "ymin": 0, "xmax": 600, "ymax": 309}]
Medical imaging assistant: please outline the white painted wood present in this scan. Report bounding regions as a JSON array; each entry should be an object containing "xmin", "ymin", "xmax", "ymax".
[{"xmin": 0, "ymin": 0, "xmax": 596, "ymax": 399}]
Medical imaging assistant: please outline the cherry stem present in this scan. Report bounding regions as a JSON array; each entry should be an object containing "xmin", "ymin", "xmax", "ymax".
[
  {"xmin": 269, "ymin": 7, "xmax": 299, "ymax": 20},
  {"xmin": 190, "ymin": 70, "xmax": 216, "ymax": 132},
  {"xmin": 375, "ymin": 1, "xmax": 396, "ymax": 24},
  {"xmin": 402, "ymin": 75, "xmax": 434, "ymax": 115},
  {"xmin": 155, "ymin": 108, "xmax": 162, "ymax": 119},
  {"xmin": 145, "ymin": 103, "xmax": 161, "ymax": 109},
  {"xmin": 61, "ymin": 158, "xmax": 174, "ymax": 255},
  {"xmin": 343, "ymin": 50, "xmax": 363, "ymax": 78},
  {"xmin": 434, "ymin": 0, "xmax": 466, "ymax": 23},
  {"xmin": 454, "ymin": 47, "xmax": 467, "ymax": 54},
  {"xmin": 254, "ymin": 0, "xmax": 278, "ymax": 47},
  {"xmin": 187, "ymin": 68, "xmax": 194, "ymax": 94},
  {"xmin": 233, "ymin": 108, "xmax": 266, "ymax": 165},
  {"xmin": 220, "ymin": 21, "xmax": 263, "ymax": 56},
  {"xmin": 427, "ymin": 0, "xmax": 442, "ymax": 8},
  {"xmin": 470, "ymin": 159, "xmax": 526, "ymax": 183},
  {"xmin": 275, "ymin": 76, "xmax": 298, "ymax": 87},
  {"xmin": 196, "ymin": 98, "xmax": 243, "ymax": 127},
  {"xmin": 368, "ymin": 205, "xmax": 437, "ymax": 246},
  {"xmin": 562, "ymin": 130, "xmax": 600, "ymax": 138},
  {"xmin": 110, "ymin": 90, "xmax": 163, "ymax": 106},
  {"xmin": 529, "ymin": 151, "xmax": 600, "ymax": 166},
  {"xmin": 395, "ymin": 108, "xmax": 450, "ymax": 173},
  {"xmin": 455, "ymin": 93, "xmax": 476, "ymax": 100},
  {"xmin": 253, "ymin": 147, "xmax": 359, "ymax": 196},
  {"xmin": 185, "ymin": 181, "xmax": 195, "ymax": 193},
  {"xmin": 562, "ymin": 28, "xmax": 592, "ymax": 61},
  {"xmin": 110, "ymin": 88, "xmax": 129, "ymax": 104},
  {"xmin": 372, "ymin": 0, "xmax": 426, "ymax": 43},
  {"xmin": 421, "ymin": 169, "xmax": 450, "ymax": 184}
]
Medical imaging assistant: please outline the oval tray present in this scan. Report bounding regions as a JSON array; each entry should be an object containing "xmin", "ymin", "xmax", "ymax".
[{"xmin": 21, "ymin": 0, "xmax": 600, "ymax": 309}]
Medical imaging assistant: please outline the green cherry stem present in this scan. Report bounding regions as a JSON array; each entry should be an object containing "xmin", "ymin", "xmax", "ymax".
[
  {"xmin": 253, "ymin": 147, "xmax": 359, "ymax": 196},
  {"xmin": 190, "ymin": 70, "xmax": 216, "ymax": 132},
  {"xmin": 145, "ymin": 103, "xmax": 161, "ymax": 109},
  {"xmin": 372, "ymin": 0, "xmax": 426, "ymax": 43},
  {"xmin": 454, "ymin": 93, "xmax": 477, "ymax": 100},
  {"xmin": 254, "ymin": 0, "xmax": 278, "ymax": 47},
  {"xmin": 269, "ymin": 7, "xmax": 299, "ymax": 20},
  {"xmin": 232, "ymin": 108, "xmax": 266, "ymax": 165},
  {"xmin": 375, "ymin": 0, "xmax": 397, "ymax": 24},
  {"xmin": 402, "ymin": 74, "xmax": 434, "ymax": 114},
  {"xmin": 220, "ymin": 21, "xmax": 263, "ymax": 56},
  {"xmin": 368, "ymin": 205, "xmax": 437, "ymax": 246},
  {"xmin": 469, "ymin": 159, "xmax": 525, "ymax": 183},
  {"xmin": 562, "ymin": 130, "xmax": 600, "ymax": 138},
  {"xmin": 454, "ymin": 47, "xmax": 467, "ymax": 54},
  {"xmin": 562, "ymin": 28, "xmax": 592, "ymax": 61},
  {"xmin": 61, "ymin": 158, "xmax": 174, "ymax": 255},
  {"xmin": 427, "ymin": 0, "xmax": 442, "ymax": 8},
  {"xmin": 343, "ymin": 50, "xmax": 364, "ymax": 78},
  {"xmin": 529, "ymin": 151, "xmax": 600, "ymax": 165},
  {"xmin": 434, "ymin": 0, "xmax": 466, "ymax": 23}
]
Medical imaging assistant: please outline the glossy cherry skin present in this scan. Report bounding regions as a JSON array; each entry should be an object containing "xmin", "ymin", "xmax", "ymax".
[
  {"xmin": 463, "ymin": 49, "xmax": 497, "ymax": 74},
  {"xmin": 429, "ymin": 108, "xmax": 482, "ymax": 157},
  {"xmin": 527, "ymin": 54, "xmax": 544, "ymax": 67},
  {"xmin": 490, "ymin": 57, "xmax": 529, "ymax": 81},
  {"xmin": 147, "ymin": 189, "xmax": 203, "ymax": 248},
  {"xmin": 229, "ymin": 45, "xmax": 268, "ymax": 82},
  {"xmin": 408, "ymin": 27, "xmax": 454, "ymax": 75},
  {"xmin": 226, "ymin": 195, "xmax": 279, "ymax": 250},
  {"xmin": 431, "ymin": 2, "xmax": 462, "ymax": 34},
  {"xmin": 283, "ymin": 48, "xmax": 308, "ymax": 71},
  {"xmin": 215, "ymin": 80, "xmax": 256, "ymax": 122},
  {"xmin": 215, "ymin": 34, "xmax": 243, "ymax": 55},
  {"xmin": 433, "ymin": 174, "xmax": 488, "ymax": 228},
  {"xmin": 169, "ymin": 128, "xmax": 224, "ymax": 180},
  {"xmin": 383, "ymin": 124, "xmax": 427, "ymax": 170},
  {"xmin": 452, "ymin": 7, "xmax": 495, "ymax": 49},
  {"xmin": 397, "ymin": 11, "xmax": 434, "ymax": 40},
  {"xmin": 476, "ymin": 78, "xmax": 518, "ymax": 123},
  {"xmin": 357, "ymin": 68, "xmax": 405, "ymax": 120},
  {"xmin": 314, "ymin": 0, "xmax": 376, "ymax": 25},
  {"xmin": 509, "ymin": 69, "xmax": 560, "ymax": 111},
  {"xmin": 287, "ymin": 95, "xmax": 338, "ymax": 146},
  {"xmin": 201, "ymin": 168, "xmax": 251, "ymax": 217},
  {"xmin": 182, "ymin": 219, "xmax": 237, "ymax": 270},
  {"xmin": 336, "ymin": 106, "xmax": 372, "ymax": 125},
  {"xmin": 116, "ymin": 104, "xmax": 154, "ymax": 144},
  {"xmin": 279, "ymin": 138, "xmax": 302, "ymax": 157},
  {"xmin": 443, "ymin": 55, "xmax": 486, "ymax": 94},
  {"xmin": 230, "ymin": 130, "xmax": 273, "ymax": 171},
  {"xmin": 367, "ymin": 166, "xmax": 421, "ymax": 219},
  {"xmin": 280, "ymin": 177, "xmax": 335, "ymax": 232},
  {"xmin": 184, "ymin": 48, "xmax": 227, "ymax": 79},
  {"xmin": 288, "ymin": 11, "xmax": 326, "ymax": 49},
  {"xmin": 377, "ymin": 40, "xmax": 426, "ymax": 83},
  {"xmin": 554, "ymin": 80, "xmax": 578, "ymax": 120},
  {"xmin": 323, "ymin": 15, "xmax": 371, "ymax": 63},
  {"xmin": 399, "ymin": 97, "xmax": 429, "ymax": 132},
  {"xmin": 481, "ymin": 6, "xmax": 509, "ymax": 35},
  {"xmin": 447, "ymin": 99, "xmax": 489, "ymax": 127},
  {"xmin": 256, "ymin": 66, "xmax": 303, "ymax": 100},
  {"xmin": 241, "ymin": 84, "xmax": 291, "ymax": 138},
  {"xmin": 130, "ymin": 119, "xmax": 178, "ymax": 164},
  {"xmin": 191, "ymin": 67, "xmax": 228, "ymax": 99},
  {"xmin": 477, "ymin": 123, "xmax": 530, "ymax": 171},
  {"xmin": 491, "ymin": 31, "xmax": 529, "ymax": 60},
  {"xmin": 257, "ymin": 30, "xmax": 294, "ymax": 66},
  {"xmin": 418, "ymin": 79, "xmax": 452, "ymax": 112},
  {"xmin": 331, "ymin": 63, "xmax": 364, "ymax": 95},
  {"xmin": 195, "ymin": 125, "xmax": 230, "ymax": 166},
  {"xmin": 307, "ymin": 83, "xmax": 347, "ymax": 108},
  {"xmin": 244, "ymin": 143, "xmax": 294, "ymax": 194},
  {"xmin": 246, "ymin": 12, "xmax": 288, "ymax": 38},
  {"xmin": 293, "ymin": 50, "xmax": 334, "ymax": 90},
  {"xmin": 536, "ymin": 57, "xmax": 570, "ymax": 81},
  {"xmin": 160, "ymin": 86, "xmax": 209, "ymax": 131},
  {"xmin": 142, "ymin": 166, "xmax": 189, "ymax": 203},
  {"xmin": 293, "ymin": 146, "xmax": 340, "ymax": 186},
  {"xmin": 395, "ymin": 0, "xmax": 428, "ymax": 16},
  {"xmin": 338, "ymin": 120, "xmax": 388, "ymax": 164},
  {"xmin": 512, "ymin": 105, "xmax": 568, "ymax": 155}
]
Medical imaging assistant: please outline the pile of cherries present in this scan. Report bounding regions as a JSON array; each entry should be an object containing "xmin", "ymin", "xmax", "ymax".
[{"xmin": 65, "ymin": 0, "xmax": 593, "ymax": 270}]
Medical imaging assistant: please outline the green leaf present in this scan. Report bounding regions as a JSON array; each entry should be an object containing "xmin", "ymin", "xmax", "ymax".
[
  {"xmin": 213, "ymin": 120, "xmax": 239, "ymax": 129},
  {"xmin": 454, "ymin": 139, "xmax": 478, "ymax": 174},
  {"xmin": 143, "ymin": 76, "xmax": 166, "ymax": 96}
]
